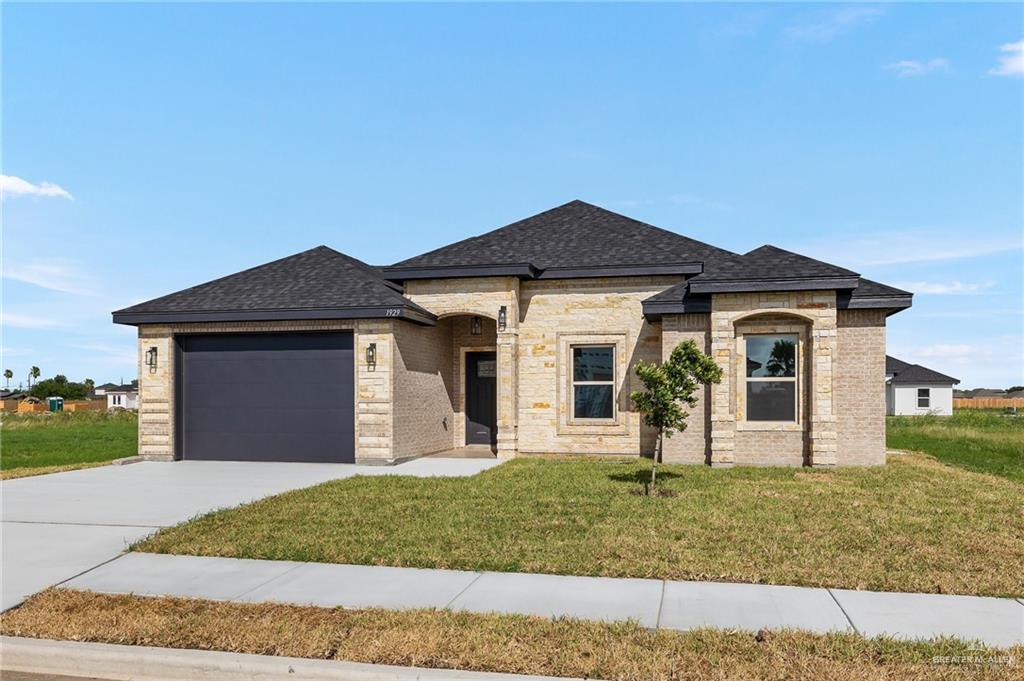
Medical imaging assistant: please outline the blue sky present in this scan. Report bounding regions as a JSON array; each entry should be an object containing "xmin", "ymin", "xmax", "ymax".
[{"xmin": 3, "ymin": 2, "xmax": 1022, "ymax": 389}]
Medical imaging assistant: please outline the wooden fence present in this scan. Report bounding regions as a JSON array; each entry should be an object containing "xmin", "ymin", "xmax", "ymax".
[{"xmin": 953, "ymin": 398, "xmax": 1024, "ymax": 409}]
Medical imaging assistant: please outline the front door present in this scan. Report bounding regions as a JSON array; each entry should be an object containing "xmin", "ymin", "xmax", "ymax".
[{"xmin": 465, "ymin": 351, "xmax": 497, "ymax": 446}]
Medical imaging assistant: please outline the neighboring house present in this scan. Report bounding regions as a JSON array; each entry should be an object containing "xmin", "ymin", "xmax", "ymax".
[
  {"xmin": 106, "ymin": 384, "xmax": 139, "ymax": 410},
  {"xmin": 1, "ymin": 390, "xmax": 26, "ymax": 412},
  {"xmin": 885, "ymin": 356, "xmax": 959, "ymax": 416},
  {"xmin": 113, "ymin": 200, "xmax": 912, "ymax": 467},
  {"xmin": 93, "ymin": 382, "xmax": 119, "ymax": 396}
]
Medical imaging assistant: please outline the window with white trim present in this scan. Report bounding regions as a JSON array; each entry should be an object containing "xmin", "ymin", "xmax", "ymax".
[
  {"xmin": 917, "ymin": 388, "xmax": 930, "ymax": 409},
  {"xmin": 745, "ymin": 334, "xmax": 798, "ymax": 422},
  {"xmin": 571, "ymin": 345, "xmax": 614, "ymax": 419}
]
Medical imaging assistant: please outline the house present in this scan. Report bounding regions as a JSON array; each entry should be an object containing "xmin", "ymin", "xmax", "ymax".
[
  {"xmin": 112, "ymin": 200, "xmax": 912, "ymax": 467},
  {"xmin": 885, "ymin": 356, "xmax": 959, "ymax": 416},
  {"xmin": 105, "ymin": 384, "xmax": 139, "ymax": 410},
  {"xmin": 1, "ymin": 390, "xmax": 26, "ymax": 412},
  {"xmin": 93, "ymin": 382, "xmax": 119, "ymax": 396}
]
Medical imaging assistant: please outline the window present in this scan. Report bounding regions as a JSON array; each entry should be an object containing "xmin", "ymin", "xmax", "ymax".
[
  {"xmin": 917, "ymin": 388, "xmax": 930, "ymax": 409},
  {"xmin": 572, "ymin": 345, "xmax": 614, "ymax": 419},
  {"xmin": 113, "ymin": 394, "xmax": 121, "ymax": 406},
  {"xmin": 745, "ymin": 334, "xmax": 798, "ymax": 422}
]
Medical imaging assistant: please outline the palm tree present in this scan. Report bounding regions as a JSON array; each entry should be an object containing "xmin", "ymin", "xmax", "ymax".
[
  {"xmin": 3, "ymin": 369, "xmax": 12, "ymax": 389},
  {"xmin": 84, "ymin": 378, "xmax": 95, "ymax": 396},
  {"xmin": 29, "ymin": 366, "xmax": 40, "ymax": 387}
]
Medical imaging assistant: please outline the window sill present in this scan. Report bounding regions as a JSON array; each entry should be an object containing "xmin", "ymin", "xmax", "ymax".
[{"xmin": 736, "ymin": 421, "xmax": 804, "ymax": 432}]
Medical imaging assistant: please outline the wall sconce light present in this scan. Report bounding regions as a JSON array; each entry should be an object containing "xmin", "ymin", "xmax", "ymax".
[
  {"xmin": 470, "ymin": 316, "xmax": 482, "ymax": 336},
  {"xmin": 144, "ymin": 346, "xmax": 158, "ymax": 373},
  {"xmin": 366, "ymin": 342, "xmax": 377, "ymax": 368},
  {"xmin": 497, "ymin": 306, "xmax": 507, "ymax": 332}
]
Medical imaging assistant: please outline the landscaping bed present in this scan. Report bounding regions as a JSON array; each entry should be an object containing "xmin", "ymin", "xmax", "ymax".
[
  {"xmin": 136, "ymin": 453, "xmax": 1024, "ymax": 598},
  {"xmin": 887, "ymin": 410, "xmax": 1024, "ymax": 482},
  {"xmin": 0, "ymin": 410, "xmax": 137, "ymax": 478},
  {"xmin": 3, "ymin": 589, "xmax": 1019, "ymax": 681}
]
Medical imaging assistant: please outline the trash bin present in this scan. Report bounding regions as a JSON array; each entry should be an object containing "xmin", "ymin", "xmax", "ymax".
[{"xmin": 47, "ymin": 396, "xmax": 64, "ymax": 412}]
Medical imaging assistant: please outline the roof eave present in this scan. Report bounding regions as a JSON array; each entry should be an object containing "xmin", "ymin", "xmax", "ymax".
[
  {"xmin": 688, "ymin": 276, "xmax": 861, "ymax": 294},
  {"xmin": 384, "ymin": 261, "xmax": 703, "ymax": 282},
  {"xmin": 382, "ymin": 263, "xmax": 540, "ymax": 281},
  {"xmin": 112, "ymin": 305, "xmax": 438, "ymax": 327}
]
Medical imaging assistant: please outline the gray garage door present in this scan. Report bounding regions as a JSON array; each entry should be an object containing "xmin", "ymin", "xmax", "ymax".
[{"xmin": 178, "ymin": 332, "xmax": 354, "ymax": 463}]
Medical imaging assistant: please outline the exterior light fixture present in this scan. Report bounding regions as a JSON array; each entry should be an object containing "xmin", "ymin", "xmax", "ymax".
[
  {"xmin": 144, "ymin": 346, "xmax": 158, "ymax": 373},
  {"xmin": 470, "ymin": 316, "xmax": 482, "ymax": 336},
  {"xmin": 366, "ymin": 342, "xmax": 377, "ymax": 367},
  {"xmin": 497, "ymin": 306, "xmax": 507, "ymax": 332}
]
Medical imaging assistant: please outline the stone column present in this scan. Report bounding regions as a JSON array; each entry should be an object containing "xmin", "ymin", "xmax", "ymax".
[
  {"xmin": 808, "ymin": 317, "xmax": 838, "ymax": 467},
  {"xmin": 496, "ymin": 329, "xmax": 519, "ymax": 459},
  {"xmin": 709, "ymin": 307, "xmax": 736, "ymax": 467}
]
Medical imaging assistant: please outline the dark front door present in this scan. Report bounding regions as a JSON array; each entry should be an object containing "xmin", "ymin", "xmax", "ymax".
[
  {"xmin": 465, "ymin": 351, "xmax": 497, "ymax": 446},
  {"xmin": 178, "ymin": 332, "xmax": 354, "ymax": 463}
]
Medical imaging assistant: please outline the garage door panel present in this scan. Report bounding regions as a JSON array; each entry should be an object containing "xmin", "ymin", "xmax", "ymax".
[{"xmin": 180, "ymin": 332, "xmax": 354, "ymax": 463}]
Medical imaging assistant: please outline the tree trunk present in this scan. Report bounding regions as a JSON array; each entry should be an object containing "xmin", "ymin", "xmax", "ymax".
[{"xmin": 649, "ymin": 429, "xmax": 663, "ymax": 495}]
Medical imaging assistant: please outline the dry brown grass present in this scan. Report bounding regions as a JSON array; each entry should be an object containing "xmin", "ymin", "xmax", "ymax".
[{"xmin": 2, "ymin": 590, "xmax": 1020, "ymax": 681}]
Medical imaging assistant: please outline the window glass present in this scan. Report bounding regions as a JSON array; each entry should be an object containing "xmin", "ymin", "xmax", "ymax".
[
  {"xmin": 573, "ymin": 346, "xmax": 614, "ymax": 381},
  {"xmin": 917, "ymin": 388, "xmax": 930, "ymax": 408},
  {"xmin": 574, "ymin": 385, "xmax": 614, "ymax": 419},
  {"xmin": 746, "ymin": 382, "xmax": 796, "ymax": 421},
  {"xmin": 746, "ymin": 335, "xmax": 797, "ymax": 377}
]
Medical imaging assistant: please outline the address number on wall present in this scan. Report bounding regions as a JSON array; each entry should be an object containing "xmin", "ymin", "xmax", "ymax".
[{"xmin": 385, "ymin": 308, "xmax": 402, "ymax": 317}]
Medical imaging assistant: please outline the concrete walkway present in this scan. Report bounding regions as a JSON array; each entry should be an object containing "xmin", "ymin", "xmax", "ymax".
[
  {"xmin": 64, "ymin": 552, "xmax": 1024, "ymax": 647},
  {"xmin": 1, "ymin": 458, "xmax": 501, "ymax": 611}
]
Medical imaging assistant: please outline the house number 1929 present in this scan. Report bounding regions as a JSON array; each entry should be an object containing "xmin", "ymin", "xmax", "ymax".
[{"xmin": 385, "ymin": 308, "xmax": 402, "ymax": 317}]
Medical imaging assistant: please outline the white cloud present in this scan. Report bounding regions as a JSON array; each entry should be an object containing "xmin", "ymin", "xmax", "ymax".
[
  {"xmin": 989, "ymin": 40, "xmax": 1024, "ymax": 77},
  {"xmin": 0, "ymin": 175, "xmax": 73, "ymax": 200},
  {"xmin": 885, "ymin": 58, "xmax": 949, "ymax": 78},
  {"xmin": 799, "ymin": 231, "xmax": 1022, "ymax": 268},
  {"xmin": 65, "ymin": 342, "xmax": 137, "ymax": 367},
  {"xmin": 887, "ymin": 335, "xmax": 1024, "ymax": 388},
  {"xmin": 891, "ymin": 280, "xmax": 995, "ymax": 295},
  {"xmin": 2, "ymin": 313, "xmax": 66, "ymax": 329},
  {"xmin": 785, "ymin": 6, "xmax": 884, "ymax": 42},
  {"xmin": 3, "ymin": 260, "xmax": 96, "ymax": 295},
  {"xmin": 916, "ymin": 343, "xmax": 974, "ymax": 359},
  {"xmin": 669, "ymin": 193, "xmax": 732, "ymax": 210}
]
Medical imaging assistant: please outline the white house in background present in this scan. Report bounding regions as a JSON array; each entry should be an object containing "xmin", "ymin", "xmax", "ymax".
[
  {"xmin": 105, "ymin": 384, "xmax": 139, "ymax": 410},
  {"xmin": 886, "ymin": 356, "xmax": 959, "ymax": 416}
]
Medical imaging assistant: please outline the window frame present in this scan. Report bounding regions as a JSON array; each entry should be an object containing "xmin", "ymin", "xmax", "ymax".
[
  {"xmin": 917, "ymin": 387, "xmax": 931, "ymax": 409},
  {"xmin": 569, "ymin": 343, "xmax": 616, "ymax": 422},
  {"xmin": 743, "ymin": 332, "xmax": 800, "ymax": 424}
]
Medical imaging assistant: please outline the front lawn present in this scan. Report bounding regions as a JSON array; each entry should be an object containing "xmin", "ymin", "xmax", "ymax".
[
  {"xmin": 137, "ymin": 453, "xmax": 1024, "ymax": 597},
  {"xmin": 3, "ymin": 590, "xmax": 1019, "ymax": 681},
  {"xmin": 887, "ymin": 410, "xmax": 1024, "ymax": 482},
  {"xmin": 0, "ymin": 410, "xmax": 138, "ymax": 477}
]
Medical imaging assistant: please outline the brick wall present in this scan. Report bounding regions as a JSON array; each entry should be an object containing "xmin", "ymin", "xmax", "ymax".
[
  {"xmin": 660, "ymin": 314, "xmax": 711, "ymax": 464},
  {"xmin": 836, "ymin": 309, "xmax": 887, "ymax": 465},
  {"xmin": 392, "ymin": 319, "xmax": 454, "ymax": 459}
]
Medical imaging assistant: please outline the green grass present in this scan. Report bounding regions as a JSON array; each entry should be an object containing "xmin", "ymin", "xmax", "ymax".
[
  {"xmin": 137, "ymin": 452, "xmax": 1024, "ymax": 598},
  {"xmin": 0, "ymin": 410, "xmax": 138, "ymax": 474},
  {"xmin": 5, "ymin": 589, "xmax": 1021, "ymax": 681},
  {"xmin": 887, "ymin": 409, "xmax": 1024, "ymax": 482}
]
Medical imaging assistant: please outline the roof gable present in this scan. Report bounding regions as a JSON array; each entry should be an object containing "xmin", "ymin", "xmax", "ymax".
[{"xmin": 113, "ymin": 246, "xmax": 435, "ymax": 326}]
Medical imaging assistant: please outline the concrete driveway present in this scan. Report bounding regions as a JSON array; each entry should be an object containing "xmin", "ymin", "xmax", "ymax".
[{"xmin": 1, "ymin": 458, "xmax": 499, "ymax": 611}]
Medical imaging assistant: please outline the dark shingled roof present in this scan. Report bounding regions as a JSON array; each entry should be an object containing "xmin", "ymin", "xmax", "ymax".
[
  {"xmin": 387, "ymin": 200, "xmax": 741, "ymax": 275},
  {"xmin": 886, "ymin": 355, "xmax": 960, "ymax": 385},
  {"xmin": 113, "ymin": 246, "xmax": 435, "ymax": 325}
]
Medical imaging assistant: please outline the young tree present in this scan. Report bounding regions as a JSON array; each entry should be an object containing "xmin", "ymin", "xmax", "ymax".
[
  {"xmin": 3, "ymin": 369, "xmax": 12, "ymax": 389},
  {"xmin": 630, "ymin": 340, "xmax": 722, "ymax": 495}
]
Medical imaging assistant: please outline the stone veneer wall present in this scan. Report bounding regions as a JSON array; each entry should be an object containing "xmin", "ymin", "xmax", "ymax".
[
  {"xmin": 660, "ymin": 313, "xmax": 711, "ymax": 464},
  {"xmin": 392, "ymin": 319, "xmax": 454, "ymax": 459},
  {"xmin": 516, "ymin": 276, "xmax": 673, "ymax": 456},
  {"xmin": 449, "ymin": 316, "xmax": 497, "ymax": 448},
  {"xmin": 135, "ymin": 319, "xmax": 393, "ymax": 463},
  {"xmin": 709, "ymin": 291, "xmax": 838, "ymax": 467},
  {"xmin": 835, "ymin": 309, "xmax": 887, "ymax": 465}
]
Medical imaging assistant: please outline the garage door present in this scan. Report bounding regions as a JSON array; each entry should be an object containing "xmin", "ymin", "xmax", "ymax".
[{"xmin": 178, "ymin": 332, "xmax": 354, "ymax": 463}]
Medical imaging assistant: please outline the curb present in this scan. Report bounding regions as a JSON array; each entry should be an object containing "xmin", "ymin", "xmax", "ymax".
[
  {"xmin": 0, "ymin": 636, "xmax": 593, "ymax": 681},
  {"xmin": 111, "ymin": 455, "xmax": 143, "ymax": 466}
]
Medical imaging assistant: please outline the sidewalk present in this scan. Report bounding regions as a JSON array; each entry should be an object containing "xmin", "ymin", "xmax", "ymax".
[{"xmin": 63, "ymin": 552, "xmax": 1024, "ymax": 647}]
